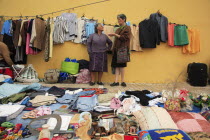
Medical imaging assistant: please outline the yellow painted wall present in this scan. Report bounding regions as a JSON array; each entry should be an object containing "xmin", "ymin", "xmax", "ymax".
[{"xmin": 0, "ymin": 0, "xmax": 210, "ymax": 83}]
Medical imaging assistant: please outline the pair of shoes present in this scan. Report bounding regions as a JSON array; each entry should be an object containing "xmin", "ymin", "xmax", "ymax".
[
  {"xmin": 110, "ymin": 82, "xmax": 119, "ymax": 86},
  {"xmin": 22, "ymin": 110, "xmax": 38, "ymax": 119},
  {"xmin": 89, "ymin": 82, "xmax": 95, "ymax": 86},
  {"xmin": 121, "ymin": 82, "xmax": 127, "ymax": 87},
  {"xmin": 110, "ymin": 82, "xmax": 127, "ymax": 87},
  {"xmin": 97, "ymin": 82, "xmax": 104, "ymax": 85}
]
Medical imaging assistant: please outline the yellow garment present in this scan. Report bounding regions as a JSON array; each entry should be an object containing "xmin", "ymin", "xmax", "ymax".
[
  {"xmin": 49, "ymin": 18, "xmax": 54, "ymax": 58},
  {"xmin": 130, "ymin": 25, "xmax": 143, "ymax": 52},
  {"xmin": 100, "ymin": 133, "xmax": 124, "ymax": 140},
  {"xmin": 103, "ymin": 25, "xmax": 115, "ymax": 49},
  {"xmin": 182, "ymin": 29, "xmax": 200, "ymax": 54}
]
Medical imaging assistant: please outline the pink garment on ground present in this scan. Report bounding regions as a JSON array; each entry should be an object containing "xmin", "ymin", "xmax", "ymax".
[
  {"xmin": 168, "ymin": 23, "xmax": 179, "ymax": 47},
  {"xmin": 26, "ymin": 20, "xmax": 38, "ymax": 55},
  {"xmin": 76, "ymin": 69, "xmax": 91, "ymax": 84}
]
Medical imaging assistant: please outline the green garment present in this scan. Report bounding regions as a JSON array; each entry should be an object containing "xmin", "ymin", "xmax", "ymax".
[
  {"xmin": 174, "ymin": 25, "xmax": 189, "ymax": 46},
  {"xmin": 0, "ymin": 92, "xmax": 26, "ymax": 104}
]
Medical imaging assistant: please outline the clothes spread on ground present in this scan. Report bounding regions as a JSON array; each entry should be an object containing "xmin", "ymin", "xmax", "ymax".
[
  {"xmin": 29, "ymin": 95, "xmax": 57, "ymax": 106},
  {"xmin": 150, "ymin": 13, "xmax": 168, "ymax": 42},
  {"xmin": 0, "ymin": 105, "xmax": 25, "ymax": 121},
  {"xmin": 139, "ymin": 19, "xmax": 160, "ymax": 48},
  {"xmin": 0, "ymin": 83, "xmax": 41, "ymax": 99},
  {"xmin": 125, "ymin": 90, "xmax": 162, "ymax": 106}
]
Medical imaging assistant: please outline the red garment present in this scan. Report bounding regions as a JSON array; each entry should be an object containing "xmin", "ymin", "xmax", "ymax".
[
  {"xmin": 0, "ymin": 67, "xmax": 13, "ymax": 78},
  {"xmin": 80, "ymin": 94, "xmax": 95, "ymax": 97},
  {"xmin": 168, "ymin": 23, "xmax": 179, "ymax": 47},
  {"xmin": 124, "ymin": 135, "xmax": 139, "ymax": 140},
  {"xmin": 84, "ymin": 88, "xmax": 104, "ymax": 95}
]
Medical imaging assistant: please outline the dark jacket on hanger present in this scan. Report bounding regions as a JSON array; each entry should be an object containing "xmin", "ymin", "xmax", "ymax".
[
  {"xmin": 13, "ymin": 20, "xmax": 22, "ymax": 47},
  {"xmin": 150, "ymin": 13, "xmax": 168, "ymax": 42},
  {"xmin": 139, "ymin": 19, "xmax": 160, "ymax": 48}
]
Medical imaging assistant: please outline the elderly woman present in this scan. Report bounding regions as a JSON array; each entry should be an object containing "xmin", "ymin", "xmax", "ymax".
[
  {"xmin": 109, "ymin": 14, "xmax": 131, "ymax": 87},
  {"xmin": 87, "ymin": 23, "xmax": 112, "ymax": 86}
]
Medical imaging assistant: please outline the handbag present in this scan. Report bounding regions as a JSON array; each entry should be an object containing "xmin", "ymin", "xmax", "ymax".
[
  {"xmin": 61, "ymin": 61, "xmax": 79, "ymax": 75},
  {"xmin": 117, "ymin": 46, "xmax": 130, "ymax": 63},
  {"xmin": 44, "ymin": 69, "xmax": 60, "ymax": 84},
  {"xmin": 17, "ymin": 64, "xmax": 39, "ymax": 83}
]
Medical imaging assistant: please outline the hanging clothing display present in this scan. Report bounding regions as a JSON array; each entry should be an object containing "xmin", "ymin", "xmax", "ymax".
[
  {"xmin": 49, "ymin": 18, "xmax": 54, "ymax": 58},
  {"xmin": 139, "ymin": 19, "xmax": 160, "ymax": 48},
  {"xmin": 0, "ymin": 18, "xmax": 4, "ymax": 41},
  {"xmin": 12, "ymin": 19, "xmax": 28, "ymax": 64},
  {"xmin": 53, "ymin": 16, "xmax": 68, "ymax": 44},
  {"xmin": 26, "ymin": 19, "xmax": 39, "ymax": 55},
  {"xmin": 168, "ymin": 23, "xmax": 179, "ymax": 47},
  {"xmin": 85, "ymin": 20, "xmax": 96, "ymax": 38},
  {"xmin": 61, "ymin": 13, "xmax": 77, "ymax": 41},
  {"xmin": 182, "ymin": 29, "xmax": 200, "ymax": 54},
  {"xmin": 13, "ymin": 20, "xmax": 22, "ymax": 47},
  {"xmin": 130, "ymin": 25, "xmax": 142, "ymax": 51},
  {"xmin": 174, "ymin": 25, "xmax": 189, "ymax": 46},
  {"xmin": 1, "ymin": 20, "xmax": 12, "ymax": 36},
  {"xmin": 74, "ymin": 17, "xmax": 86, "ymax": 44},
  {"xmin": 103, "ymin": 25, "xmax": 114, "ymax": 41},
  {"xmin": 44, "ymin": 18, "xmax": 50, "ymax": 62},
  {"xmin": 30, "ymin": 18, "xmax": 46, "ymax": 51},
  {"xmin": 150, "ymin": 13, "xmax": 168, "ymax": 42}
]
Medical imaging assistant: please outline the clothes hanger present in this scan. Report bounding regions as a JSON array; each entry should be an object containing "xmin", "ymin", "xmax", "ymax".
[
  {"xmin": 81, "ymin": 13, "xmax": 85, "ymax": 18},
  {"xmin": 157, "ymin": 10, "xmax": 162, "ymax": 16}
]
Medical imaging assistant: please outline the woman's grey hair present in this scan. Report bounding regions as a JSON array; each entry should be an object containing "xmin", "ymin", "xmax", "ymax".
[
  {"xmin": 94, "ymin": 23, "xmax": 101, "ymax": 33},
  {"xmin": 117, "ymin": 14, "xmax": 127, "ymax": 22}
]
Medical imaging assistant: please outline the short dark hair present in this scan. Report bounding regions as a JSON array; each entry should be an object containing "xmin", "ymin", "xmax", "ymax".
[
  {"xmin": 94, "ymin": 23, "xmax": 101, "ymax": 33},
  {"xmin": 117, "ymin": 14, "xmax": 127, "ymax": 22}
]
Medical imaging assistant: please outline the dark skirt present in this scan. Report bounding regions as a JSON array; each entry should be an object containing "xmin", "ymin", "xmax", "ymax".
[
  {"xmin": 111, "ymin": 51, "xmax": 127, "ymax": 68},
  {"xmin": 89, "ymin": 52, "xmax": 108, "ymax": 72}
]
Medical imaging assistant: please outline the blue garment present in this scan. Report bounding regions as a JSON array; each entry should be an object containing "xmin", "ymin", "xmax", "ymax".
[
  {"xmin": 1, "ymin": 20, "xmax": 12, "ymax": 36},
  {"xmin": 85, "ymin": 22, "xmax": 96, "ymax": 37},
  {"xmin": 77, "ymin": 94, "xmax": 98, "ymax": 112},
  {"xmin": 56, "ymin": 90, "xmax": 96, "ymax": 109},
  {"xmin": 126, "ymin": 21, "xmax": 131, "ymax": 26},
  {"xmin": 138, "ymin": 129, "xmax": 191, "ymax": 140},
  {"xmin": 146, "ymin": 94, "xmax": 155, "ymax": 98},
  {"xmin": 0, "ymin": 83, "xmax": 41, "ymax": 99}
]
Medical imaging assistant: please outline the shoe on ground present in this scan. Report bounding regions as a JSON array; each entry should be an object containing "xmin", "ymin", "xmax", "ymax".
[
  {"xmin": 97, "ymin": 82, "xmax": 104, "ymax": 85},
  {"xmin": 110, "ymin": 82, "xmax": 119, "ymax": 86},
  {"xmin": 121, "ymin": 82, "xmax": 127, "ymax": 87},
  {"xmin": 89, "ymin": 82, "xmax": 95, "ymax": 86}
]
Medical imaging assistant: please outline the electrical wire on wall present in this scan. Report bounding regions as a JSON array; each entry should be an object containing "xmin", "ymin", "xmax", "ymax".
[{"xmin": 0, "ymin": 0, "xmax": 110, "ymax": 18}]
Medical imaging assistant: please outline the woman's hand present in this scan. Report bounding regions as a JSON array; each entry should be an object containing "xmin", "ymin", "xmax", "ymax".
[{"xmin": 108, "ymin": 33, "xmax": 117, "ymax": 37}]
